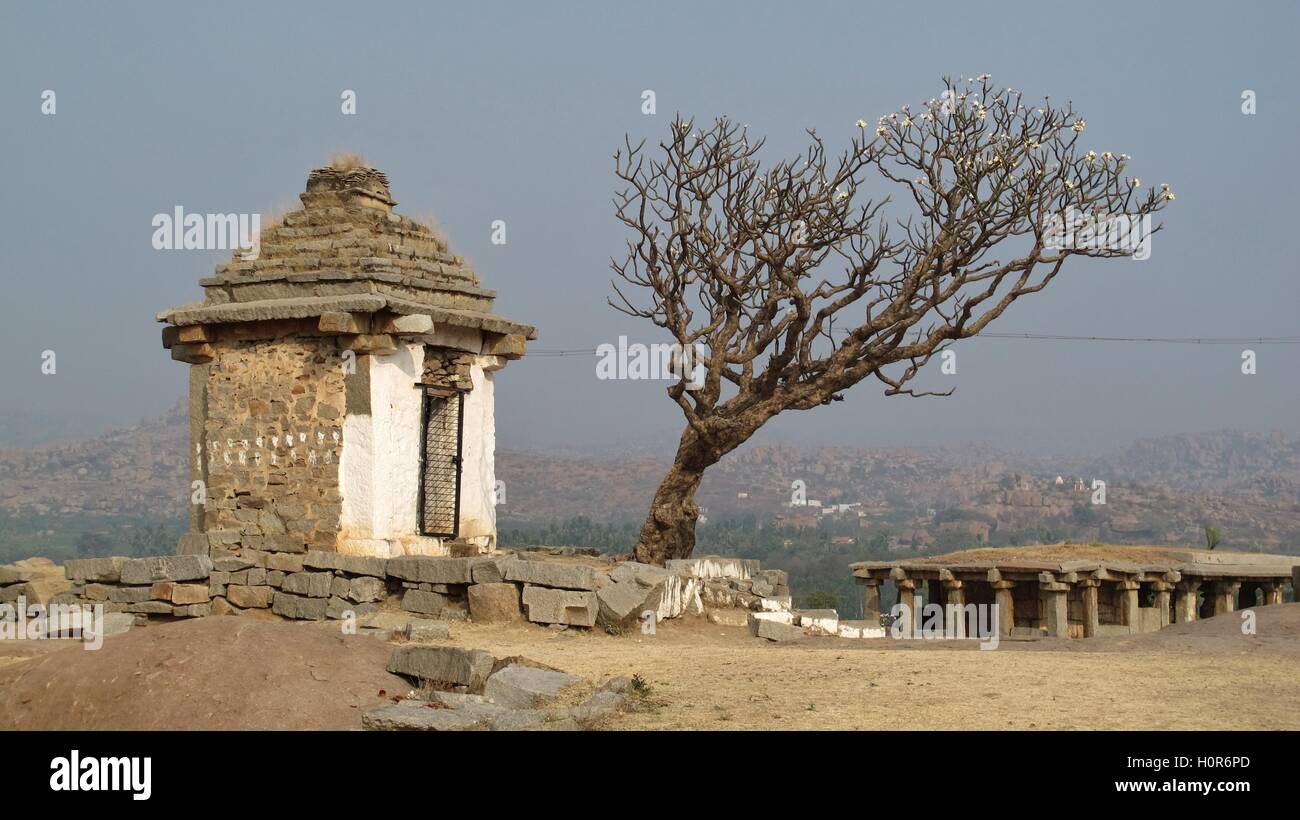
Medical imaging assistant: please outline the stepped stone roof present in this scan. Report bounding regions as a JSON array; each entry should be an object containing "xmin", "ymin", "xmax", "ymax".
[{"xmin": 157, "ymin": 163, "xmax": 536, "ymax": 340}]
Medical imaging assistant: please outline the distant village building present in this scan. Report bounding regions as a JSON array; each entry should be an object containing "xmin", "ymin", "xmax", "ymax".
[{"xmin": 159, "ymin": 161, "xmax": 535, "ymax": 560}]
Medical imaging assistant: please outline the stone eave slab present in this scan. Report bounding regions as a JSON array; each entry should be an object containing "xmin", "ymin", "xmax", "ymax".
[{"xmin": 157, "ymin": 294, "xmax": 537, "ymax": 339}]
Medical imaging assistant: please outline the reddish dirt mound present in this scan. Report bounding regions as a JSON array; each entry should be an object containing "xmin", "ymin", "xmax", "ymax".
[{"xmin": 0, "ymin": 617, "xmax": 409, "ymax": 730}]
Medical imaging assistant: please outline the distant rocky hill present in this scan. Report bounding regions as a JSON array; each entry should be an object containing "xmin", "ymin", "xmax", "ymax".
[
  {"xmin": 0, "ymin": 403, "xmax": 1296, "ymax": 555},
  {"xmin": 1080, "ymin": 431, "xmax": 1300, "ymax": 494},
  {"xmin": 0, "ymin": 400, "xmax": 188, "ymax": 519}
]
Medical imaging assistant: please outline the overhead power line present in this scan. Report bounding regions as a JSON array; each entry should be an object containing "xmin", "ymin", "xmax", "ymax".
[{"xmin": 528, "ymin": 333, "xmax": 1300, "ymax": 357}]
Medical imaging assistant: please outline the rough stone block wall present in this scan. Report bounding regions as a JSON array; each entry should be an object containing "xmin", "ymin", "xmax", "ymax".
[
  {"xmin": 201, "ymin": 337, "xmax": 346, "ymax": 552},
  {"xmin": 422, "ymin": 347, "xmax": 475, "ymax": 388}
]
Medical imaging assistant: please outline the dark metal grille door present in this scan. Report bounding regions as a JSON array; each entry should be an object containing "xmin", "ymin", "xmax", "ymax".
[{"xmin": 419, "ymin": 391, "xmax": 463, "ymax": 537}]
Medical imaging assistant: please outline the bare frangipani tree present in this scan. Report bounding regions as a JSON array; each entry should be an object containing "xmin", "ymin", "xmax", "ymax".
[{"xmin": 611, "ymin": 76, "xmax": 1173, "ymax": 566}]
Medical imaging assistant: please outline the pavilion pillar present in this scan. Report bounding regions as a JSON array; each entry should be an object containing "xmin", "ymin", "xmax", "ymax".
[
  {"xmin": 944, "ymin": 580, "xmax": 966, "ymax": 638},
  {"xmin": 1262, "ymin": 582, "xmax": 1282, "ymax": 606},
  {"xmin": 894, "ymin": 579, "xmax": 919, "ymax": 633},
  {"xmin": 1175, "ymin": 580, "xmax": 1200, "ymax": 624},
  {"xmin": 1152, "ymin": 581, "xmax": 1173, "ymax": 628},
  {"xmin": 1119, "ymin": 579, "xmax": 1141, "ymax": 634},
  {"xmin": 1040, "ymin": 579, "xmax": 1070, "ymax": 638},
  {"xmin": 1079, "ymin": 579, "xmax": 1100, "ymax": 637},
  {"xmin": 857, "ymin": 578, "xmax": 882, "ymax": 624},
  {"xmin": 992, "ymin": 580, "xmax": 1015, "ymax": 637},
  {"xmin": 1211, "ymin": 581, "xmax": 1240, "ymax": 617}
]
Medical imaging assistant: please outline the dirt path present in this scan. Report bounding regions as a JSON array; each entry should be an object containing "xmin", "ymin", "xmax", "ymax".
[{"xmin": 2, "ymin": 605, "xmax": 1297, "ymax": 730}]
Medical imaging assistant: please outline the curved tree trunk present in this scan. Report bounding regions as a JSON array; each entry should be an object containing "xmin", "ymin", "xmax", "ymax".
[
  {"xmin": 633, "ymin": 430, "xmax": 731, "ymax": 565},
  {"xmin": 632, "ymin": 460, "xmax": 707, "ymax": 565}
]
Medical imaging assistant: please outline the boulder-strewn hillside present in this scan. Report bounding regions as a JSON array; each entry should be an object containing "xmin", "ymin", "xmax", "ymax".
[
  {"xmin": 0, "ymin": 402, "xmax": 1296, "ymax": 557},
  {"xmin": 0, "ymin": 400, "xmax": 188, "ymax": 519},
  {"xmin": 1082, "ymin": 430, "xmax": 1300, "ymax": 494}
]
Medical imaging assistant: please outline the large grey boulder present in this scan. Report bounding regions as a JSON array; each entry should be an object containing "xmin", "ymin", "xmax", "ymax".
[
  {"xmin": 752, "ymin": 617, "xmax": 804, "ymax": 642},
  {"xmin": 596, "ymin": 578, "xmax": 660, "ymax": 628},
  {"xmin": 386, "ymin": 645, "xmax": 496, "ymax": 691},
  {"xmin": 569, "ymin": 691, "xmax": 629, "ymax": 727},
  {"xmin": 405, "ymin": 619, "xmax": 452, "ymax": 642},
  {"xmin": 483, "ymin": 664, "xmax": 583, "ymax": 709}
]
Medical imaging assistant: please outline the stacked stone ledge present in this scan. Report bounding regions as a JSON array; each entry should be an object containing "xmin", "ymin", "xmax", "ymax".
[
  {"xmin": 50, "ymin": 551, "xmax": 756, "ymax": 630},
  {"xmin": 55, "ymin": 549, "xmax": 872, "ymax": 644},
  {"xmin": 63, "ymin": 555, "xmax": 214, "ymax": 622}
]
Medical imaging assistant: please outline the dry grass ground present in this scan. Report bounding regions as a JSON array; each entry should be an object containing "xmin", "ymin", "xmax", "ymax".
[{"xmin": 2, "ymin": 604, "xmax": 1297, "ymax": 730}]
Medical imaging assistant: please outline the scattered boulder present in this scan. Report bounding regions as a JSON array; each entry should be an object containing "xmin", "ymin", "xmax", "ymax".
[
  {"xmin": 362, "ymin": 699, "xmax": 493, "ymax": 731},
  {"xmin": 570, "ymin": 691, "xmax": 628, "ymax": 727},
  {"xmin": 386, "ymin": 645, "xmax": 496, "ymax": 692},
  {"xmin": 405, "ymin": 619, "xmax": 451, "ymax": 642},
  {"xmin": 483, "ymin": 664, "xmax": 582, "ymax": 709},
  {"xmin": 752, "ymin": 617, "xmax": 804, "ymax": 642},
  {"xmin": 596, "ymin": 578, "xmax": 659, "ymax": 629}
]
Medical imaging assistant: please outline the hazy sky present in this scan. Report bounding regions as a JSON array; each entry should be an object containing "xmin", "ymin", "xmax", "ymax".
[{"xmin": 1, "ymin": 1, "xmax": 1296, "ymax": 455}]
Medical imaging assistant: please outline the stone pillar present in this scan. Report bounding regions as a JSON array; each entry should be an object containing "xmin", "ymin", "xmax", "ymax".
[
  {"xmin": 1152, "ymin": 581, "xmax": 1173, "ymax": 628},
  {"xmin": 992, "ymin": 580, "xmax": 1015, "ymax": 637},
  {"xmin": 944, "ymin": 580, "xmax": 966, "ymax": 638},
  {"xmin": 1175, "ymin": 581, "xmax": 1200, "ymax": 624},
  {"xmin": 1211, "ymin": 581, "xmax": 1239, "ymax": 617},
  {"xmin": 1041, "ymin": 582, "xmax": 1070, "ymax": 638},
  {"xmin": 857, "ymin": 578, "xmax": 881, "ymax": 624},
  {"xmin": 1262, "ymin": 582, "xmax": 1282, "ymax": 606},
  {"xmin": 1080, "ymin": 579, "xmax": 1100, "ymax": 637},
  {"xmin": 894, "ymin": 579, "xmax": 918, "ymax": 633},
  {"xmin": 1119, "ymin": 579, "xmax": 1141, "ymax": 634}
]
